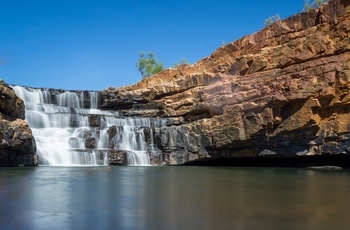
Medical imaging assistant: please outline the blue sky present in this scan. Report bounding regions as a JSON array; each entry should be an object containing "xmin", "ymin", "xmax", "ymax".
[{"xmin": 1, "ymin": 0, "xmax": 308, "ymax": 90}]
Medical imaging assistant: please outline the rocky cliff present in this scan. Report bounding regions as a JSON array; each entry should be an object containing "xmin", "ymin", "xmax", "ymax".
[
  {"xmin": 0, "ymin": 80, "xmax": 37, "ymax": 166},
  {"xmin": 101, "ymin": 0, "xmax": 350, "ymax": 166}
]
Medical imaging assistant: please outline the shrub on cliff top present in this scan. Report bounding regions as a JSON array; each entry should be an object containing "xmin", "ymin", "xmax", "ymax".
[
  {"xmin": 304, "ymin": 0, "xmax": 328, "ymax": 11},
  {"xmin": 264, "ymin": 14, "xmax": 280, "ymax": 26},
  {"xmin": 173, "ymin": 58, "xmax": 190, "ymax": 68}
]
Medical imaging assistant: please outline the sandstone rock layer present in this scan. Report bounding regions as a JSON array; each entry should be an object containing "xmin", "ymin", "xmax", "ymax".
[
  {"xmin": 0, "ymin": 81, "xmax": 37, "ymax": 166},
  {"xmin": 101, "ymin": 0, "xmax": 350, "ymax": 165}
]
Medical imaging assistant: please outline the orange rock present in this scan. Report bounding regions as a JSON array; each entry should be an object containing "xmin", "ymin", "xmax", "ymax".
[{"xmin": 100, "ymin": 0, "xmax": 350, "ymax": 164}]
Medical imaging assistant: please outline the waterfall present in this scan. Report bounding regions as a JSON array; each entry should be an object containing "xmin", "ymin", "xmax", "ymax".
[
  {"xmin": 56, "ymin": 91, "xmax": 82, "ymax": 108},
  {"xmin": 12, "ymin": 86, "xmax": 165, "ymax": 166},
  {"xmin": 89, "ymin": 91, "xmax": 98, "ymax": 109}
]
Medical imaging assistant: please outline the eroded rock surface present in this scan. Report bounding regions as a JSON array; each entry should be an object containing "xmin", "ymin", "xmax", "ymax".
[
  {"xmin": 101, "ymin": 0, "xmax": 350, "ymax": 165},
  {"xmin": 0, "ymin": 80, "xmax": 37, "ymax": 166}
]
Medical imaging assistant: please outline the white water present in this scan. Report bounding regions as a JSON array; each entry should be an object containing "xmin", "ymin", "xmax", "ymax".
[{"xmin": 12, "ymin": 86, "xmax": 165, "ymax": 166}]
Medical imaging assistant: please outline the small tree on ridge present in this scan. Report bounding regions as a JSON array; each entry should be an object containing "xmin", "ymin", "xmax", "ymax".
[
  {"xmin": 136, "ymin": 52, "xmax": 164, "ymax": 79},
  {"xmin": 264, "ymin": 14, "xmax": 280, "ymax": 26},
  {"xmin": 304, "ymin": 0, "xmax": 327, "ymax": 11},
  {"xmin": 173, "ymin": 58, "xmax": 190, "ymax": 68}
]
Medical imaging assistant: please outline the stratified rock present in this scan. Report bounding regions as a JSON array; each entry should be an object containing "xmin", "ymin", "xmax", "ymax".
[
  {"xmin": 157, "ymin": 125, "xmax": 210, "ymax": 165},
  {"xmin": 100, "ymin": 0, "xmax": 350, "ymax": 166},
  {"xmin": 0, "ymin": 81, "xmax": 37, "ymax": 166}
]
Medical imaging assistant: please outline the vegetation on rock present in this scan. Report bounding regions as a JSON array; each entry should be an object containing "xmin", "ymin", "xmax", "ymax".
[
  {"xmin": 173, "ymin": 58, "xmax": 190, "ymax": 68},
  {"xmin": 264, "ymin": 14, "xmax": 280, "ymax": 26},
  {"xmin": 265, "ymin": 0, "xmax": 328, "ymax": 27},
  {"xmin": 136, "ymin": 52, "xmax": 191, "ymax": 78},
  {"xmin": 304, "ymin": 0, "xmax": 328, "ymax": 11},
  {"xmin": 136, "ymin": 52, "xmax": 164, "ymax": 79}
]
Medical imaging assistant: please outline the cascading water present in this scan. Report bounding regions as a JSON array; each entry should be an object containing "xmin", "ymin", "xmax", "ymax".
[{"xmin": 12, "ymin": 86, "xmax": 165, "ymax": 166}]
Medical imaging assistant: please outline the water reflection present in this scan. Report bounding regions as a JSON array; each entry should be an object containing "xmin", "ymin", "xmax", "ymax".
[
  {"xmin": 0, "ymin": 168, "xmax": 35, "ymax": 229},
  {"xmin": 1, "ymin": 167, "xmax": 350, "ymax": 230}
]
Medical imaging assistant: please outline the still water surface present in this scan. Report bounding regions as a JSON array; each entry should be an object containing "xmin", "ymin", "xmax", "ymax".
[{"xmin": 1, "ymin": 166, "xmax": 350, "ymax": 230}]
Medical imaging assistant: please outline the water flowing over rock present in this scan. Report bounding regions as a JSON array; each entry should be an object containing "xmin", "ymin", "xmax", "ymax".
[
  {"xmin": 11, "ymin": 86, "xmax": 167, "ymax": 166},
  {"xmin": 99, "ymin": 0, "xmax": 350, "ymax": 166},
  {"xmin": 0, "ymin": 80, "xmax": 37, "ymax": 166}
]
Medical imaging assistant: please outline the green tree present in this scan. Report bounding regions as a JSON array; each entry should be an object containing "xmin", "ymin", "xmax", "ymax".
[
  {"xmin": 264, "ymin": 14, "xmax": 280, "ymax": 26},
  {"xmin": 304, "ymin": 0, "xmax": 327, "ymax": 11},
  {"xmin": 136, "ymin": 52, "xmax": 164, "ymax": 78},
  {"xmin": 173, "ymin": 58, "xmax": 190, "ymax": 68}
]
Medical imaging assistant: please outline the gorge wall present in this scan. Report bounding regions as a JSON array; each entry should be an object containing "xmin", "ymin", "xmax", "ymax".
[
  {"xmin": 2, "ymin": 0, "xmax": 350, "ymax": 167},
  {"xmin": 100, "ymin": 0, "xmax": 350, "ymax": 166},
  {"xmin": 0, "ymin": 81, "xmax": 37, "ymax": 166}
]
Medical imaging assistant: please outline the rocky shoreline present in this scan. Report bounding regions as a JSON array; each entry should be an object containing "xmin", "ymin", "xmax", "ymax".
[{"xmin": 182, "ymin": 154, "xmax": 350, "ymax": 169}]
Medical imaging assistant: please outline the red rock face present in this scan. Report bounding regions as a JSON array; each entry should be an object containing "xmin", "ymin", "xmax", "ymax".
[
  {"xmin": 0, "ymin": 81, "xmax": 37, "ymax": 166},
  {"xmin": 101, "ymin": 0, "xmax": 350, "ymax": 165}
]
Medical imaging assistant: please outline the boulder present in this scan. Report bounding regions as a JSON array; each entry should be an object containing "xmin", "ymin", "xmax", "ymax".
[
  {"xmin": 0, "ymin": 81, "xmax": 37, "ymax": 166},
  {"xmin": 0, "ymin": 80, "xmax": 25, "ymax": 120}
]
